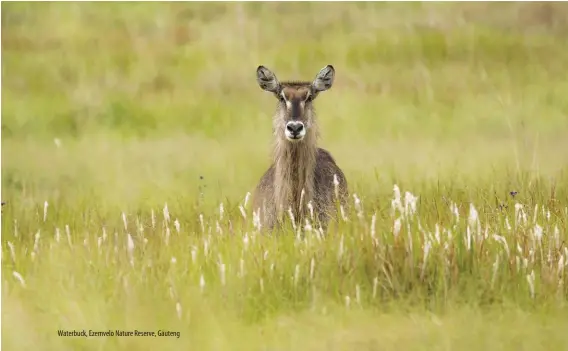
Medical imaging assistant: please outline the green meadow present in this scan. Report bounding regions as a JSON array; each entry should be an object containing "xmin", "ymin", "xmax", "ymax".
[{"xmin": 2, "ymin": 2, "xmax": 568, "ymax": 350}]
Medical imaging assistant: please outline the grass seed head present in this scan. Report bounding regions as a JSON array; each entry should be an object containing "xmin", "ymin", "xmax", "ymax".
[
  {"xmin": 43, "ymin": 201, "xmax": 48, "ymax": 222},
  {"xmin": 199, "ymin": 274, "xmax": 206, "ymax": 293},
  {"xmin": 163, "ymin": 203, "xmax": 170, "ymax": 223},
  {"xmin": 176, "ymin": 302, "xmax": 182, "ymax": 320},
  {"xmin": 122, "ymin": 212, "xmax": 128, "ymax": 231},
  {"xmin": 527, "ymin": 270, "xmax": 536, "ymax": 299},
  {"xmin": 220, "ymin": 263, "xmax": 226, "ymax": 286},
  {"xmin": 65, "ymin": 225, "xmax": 72, "ymax": 247},
  {"xmin": 12, "ymin": 271, "xmax": 26, "ymax": 288}
]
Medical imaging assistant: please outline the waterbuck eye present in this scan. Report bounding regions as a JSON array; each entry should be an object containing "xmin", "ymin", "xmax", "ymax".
[{"xmin": 306, "ymin": 94, "xmax": 313, "ymax": 103}]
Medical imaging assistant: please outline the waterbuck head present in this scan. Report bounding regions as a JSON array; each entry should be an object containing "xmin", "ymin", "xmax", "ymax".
[{"xmin": 256, "ymin": 65, "xmax": 335, "ymax": 143}]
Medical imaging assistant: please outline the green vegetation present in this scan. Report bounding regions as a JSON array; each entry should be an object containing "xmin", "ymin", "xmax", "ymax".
[{"xmin": 2, "ymin": 2, "xmax": 568, "ymax": 350}]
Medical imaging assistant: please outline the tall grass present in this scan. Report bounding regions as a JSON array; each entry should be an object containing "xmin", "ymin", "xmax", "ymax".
[
  {"xmin": 2, "ymin": 183, "xmax": 568, "ymax": 350},
  {"xmin": 2, "ymin": 2, "xmax": 568, "ymax": 350}
]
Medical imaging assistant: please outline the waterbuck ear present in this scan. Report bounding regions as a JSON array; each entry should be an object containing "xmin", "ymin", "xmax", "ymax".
[
  {"xmin": 256, "ymin": 66, "xmax": 280, "ymax": 93},
  {"xmin": 312, "ymin": 65, "xmax": 335, "ymax": 92}
]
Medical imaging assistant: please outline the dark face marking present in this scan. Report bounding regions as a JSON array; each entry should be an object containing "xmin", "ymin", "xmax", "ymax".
[{"xmin": 279, "ymin": 85, "xmax": 313, "ymax": 122}]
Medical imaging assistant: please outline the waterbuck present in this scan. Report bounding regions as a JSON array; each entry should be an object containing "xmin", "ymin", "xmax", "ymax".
[{"xmin": 251, "ymin": 65, "xmax": 349, "ymax": 232}]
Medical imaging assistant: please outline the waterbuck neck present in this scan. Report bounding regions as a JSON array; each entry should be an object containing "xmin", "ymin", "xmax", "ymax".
[{"xmin": 272, "ymin": 128, "xmax": 318, "ymax": 221}]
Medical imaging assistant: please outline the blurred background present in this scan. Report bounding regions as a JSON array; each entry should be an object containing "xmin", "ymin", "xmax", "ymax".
[{"xmin": 2, "ymin": 2, "xmax": 568, "ymax": 213}]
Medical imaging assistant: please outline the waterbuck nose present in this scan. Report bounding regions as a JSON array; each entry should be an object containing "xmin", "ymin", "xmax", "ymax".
[{"xmin": 286, "ymin": 121, "xmax": 304, "ymax": 135}]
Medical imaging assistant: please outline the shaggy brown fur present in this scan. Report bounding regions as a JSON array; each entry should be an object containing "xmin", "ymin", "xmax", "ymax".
[{"xmin": 251, "ymin": 65, "xmax": 349, "ymax": 232}]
